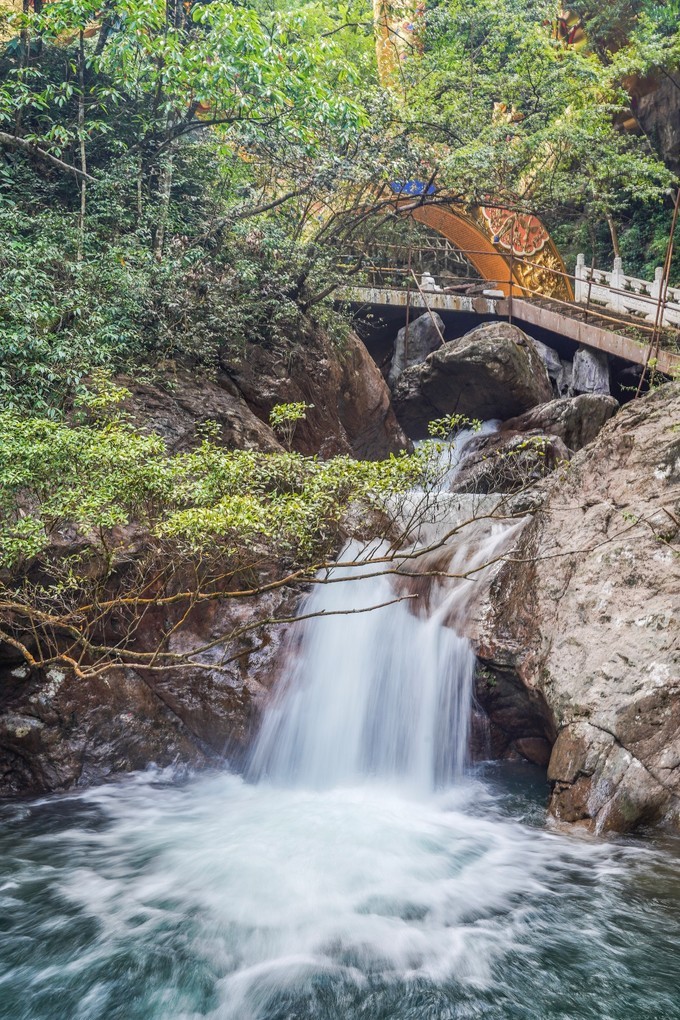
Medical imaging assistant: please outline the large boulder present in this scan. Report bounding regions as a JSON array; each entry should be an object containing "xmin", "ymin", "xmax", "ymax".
[
  {"xmin": 224, "ymin": 328, "xmax": 408, "ymax": 459},
  {"xmin": 120, "ymin": 368, "xmax": 282, "ymax": 453},
  {"xmin": 0, "ymin": 572, "xmax": 299, "ymax": 796},
  {"xmin": 469, "ymin": 383, "xmax": 680, "ymax": 832},
  {"xmin": 388, "ymin": 312, "xmax": 444, "ymax": 388},
  {"xmin": 571, "ymin": 346, "xmax": 610, "ymax": 395},
  {"xmin": 453, "ymin": 430, "xmax": 570, "ymax": 494},
  {"xmin": 119, "ymin": 328, "xmax": 408, "ymax": 461},
  {"xmin": 392, "ymin": 322, "xmax": 553, "ymax": 435},
  {"xmin": 501, "ymin": 394, "xmax": 619, "ymax": 453},
  {"xmin": 453, "ymin": 394, "xmax": 617, "ymax": 494}
]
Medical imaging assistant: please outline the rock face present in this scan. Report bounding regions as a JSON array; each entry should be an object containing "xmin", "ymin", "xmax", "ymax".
[
  {"xmin": 571, "ymin": 346, "xmax": 610, "ymax": 395},
  {"xmin": 530, "ymin": 338, "xmax": 567, "ymax": 395},
  {"xmin": 0, "ymin": 581, "xmax": 298, "ymax": 796},
  {"xmin": 392, "ymin": 322, "xmax": 553, "ymax": 435},
  {"xmin": 223, "ymin": 328, "xmax": 408, "ymax": 459},
  {"xmin": 120, "ymin": 328, "xmax": 408, "ymax": 461},
  {"xmin": 388, "ymin": 312, "xmax": 444, "ymax": 388},
  {"xmin": 120, "ymin": 368, "xmax": 282, "ymax": 453},
  {"xmin": 470, "ymin": 383, "xmax": 680, "ymax": 832},
  {"xmin": 501, "ymin": 394, "xmax": 619, "ymax": 453},
  {"xmin": 453, "ymin": 395, "xmax": 617, "ymax": 494},
  {"xmin": 635, "ymin": 76, "xmax": 680, "ymax": 175}
]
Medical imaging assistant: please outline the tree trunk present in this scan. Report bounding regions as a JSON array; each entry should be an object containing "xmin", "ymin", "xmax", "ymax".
[
  {"xmin": 606, "ymin": 213, "xmax": 621, "ymax": 259},
  {"xmin": 153, "ymin": 152, "xmax": 174, "ymax": 261},
  {"xmin": 77, "ymin": 30, "xmax": 87, "ymax": 262}
]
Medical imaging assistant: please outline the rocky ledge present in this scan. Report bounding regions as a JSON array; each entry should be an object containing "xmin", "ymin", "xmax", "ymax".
[{"xmin": 469, "ymin": 383, "xmax": 680, "ymax": 833}]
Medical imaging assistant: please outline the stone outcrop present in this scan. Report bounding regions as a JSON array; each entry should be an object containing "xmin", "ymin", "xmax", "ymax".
[
  {"xmin": 121, "ymin": 328, "xmax": 408, "ymax": 461},
  {"xmin": 0, "ymin": 583, "xmax": 297, "ymax": 796},
  {"xmin": 530, "ymin": 338, "xmax": 567, "ymax": 395},
  {"xmin": 469, "ymin": 383, "xmax": 680, "ymax": 832},
  {"xmin": 388, "ymin": 312, "xmax": 444, "ymax": 388},
  {"xmin": 453, "ymin": 394, "xmax": 618, "ymax": 494},
  {"xmin": 120, "ymin": 368, "xmax": 282, "ymax": 453},
  {"xmin": 223, "ymin": 328, "xmax": 408, "ymax": 459},
  {"xmin": 571, "ymin": 346, "xmax": 610, "ymax": 396},
  {"xmin": 392, "ymin": 322, "xmax": 553, "ymax": 435},
  {"xmin": 501, "ymin": 394, "xmax": 619, "ymax": 453},
  {"xmin": 635, "ymin": 75, "xmax": 680, "ymax": 175}
]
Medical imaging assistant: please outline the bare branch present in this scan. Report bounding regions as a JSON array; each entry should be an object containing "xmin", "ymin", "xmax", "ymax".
[{"xmin": 0, "ymin": 131, "xmax": 96, "ymax": 182}]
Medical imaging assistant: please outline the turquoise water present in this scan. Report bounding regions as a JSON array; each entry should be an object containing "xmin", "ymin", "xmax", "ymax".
[{"xmin": 1, "ymin": 764, "xmax": 679, "ymax": 1020}]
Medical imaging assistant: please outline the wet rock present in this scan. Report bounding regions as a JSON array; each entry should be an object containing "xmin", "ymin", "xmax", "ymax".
[
  {"xmin": 454, "ymin": 393, "xmax": 618, "ymax": 495},
  {"xmin": 453, "ymin": 430, "xmax": 570, "ymax": 494},
  {"xmin": 388, "ymin": 312, "xmax": 444, "ymax": 388},
  {"xmin": 468, "ymin": 383, "xmax": 680, "ymax": 832},
  {"xmin": 0, "ymin": 584, "xmax": 300, "ymax": 796},
  {"xmin": 571, "ymin": 346, "xmax": 610, "ymax": 395},
  {"xmin": 501, "ymin": 394, "xmax": 619, "ymax": 453},
  {"xmin": 473, "ymin": 661, "xmax": 556, "ymax": 765},
  {"xmin": 530, "ymin": 338, "xmax": 565, "ymax": 394},
  {"xmin": 392, "ymin": 322, "xmax": 553, "ymax": 436}
]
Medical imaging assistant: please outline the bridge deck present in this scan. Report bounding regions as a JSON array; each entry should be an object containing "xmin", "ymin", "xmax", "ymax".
[{"xmin": 341, "ymin": 284, "xmax": 680, "ymax": 377}]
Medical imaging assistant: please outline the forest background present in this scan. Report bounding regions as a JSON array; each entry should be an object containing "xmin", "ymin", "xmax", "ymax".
[{"xmin": 0, "ymin": 0, "xmax": 677, "ymax": 414}]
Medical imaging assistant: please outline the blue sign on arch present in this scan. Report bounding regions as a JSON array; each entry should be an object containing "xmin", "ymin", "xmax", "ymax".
[{"xmin": 389, "ymin": 180, "xmax": 437, "ymax": 196}]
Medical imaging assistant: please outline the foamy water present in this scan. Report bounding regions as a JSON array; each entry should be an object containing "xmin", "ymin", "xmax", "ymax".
[{"xmin": 1, "ymin": 768, "xmax": 679, "ymax": 1019}]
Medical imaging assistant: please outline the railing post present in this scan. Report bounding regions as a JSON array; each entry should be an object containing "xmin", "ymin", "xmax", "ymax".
[
  {"xmin": 637, "ymin": 185, "xmax": 680, "ymax": 396},
  {"xmin": 610, "ymin": 257, "xmax": 624, "ymax": 314},
  {"xmin": 575, "ymin": 253, "xmax": 585, "ymax": 303},
  {"xmin": 404, "ymin": 245, "xmax": 413, "ymax": 365},
  {"xmin": 508, "ymin": 217, "xmax": 515, "ymax": 324}
]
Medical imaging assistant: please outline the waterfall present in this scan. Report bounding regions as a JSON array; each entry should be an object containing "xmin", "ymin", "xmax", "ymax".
[
  {"xmin": 4, "ymin": 430, "xmax": 677, "ymax": 1020},
  {"xmin": 249, "ymin": 546, "xmax": 476, "ymax": 789},
  {"xmin": 249, "ymin": 425, "xmax": 516, "ymax": 792}
]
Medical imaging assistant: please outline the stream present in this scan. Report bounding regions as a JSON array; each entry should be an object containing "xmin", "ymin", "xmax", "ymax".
[{"xmin": 1, "ymin": 436, "xmax": 679, "ymax": 1019}]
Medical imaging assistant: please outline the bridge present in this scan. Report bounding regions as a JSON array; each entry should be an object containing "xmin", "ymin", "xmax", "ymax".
[
  {"xmin": 339, "ymin": 231, "xmax": 680, "ymax": 380},
  {"xmin": 342, "ymin": 278, "xmax": 680, "ymax": 377}
]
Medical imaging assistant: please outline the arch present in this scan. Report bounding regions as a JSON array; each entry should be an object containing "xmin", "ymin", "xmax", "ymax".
[{"xmin": 399, "ymin": 202, "xmax": 573, "ymax": 301}]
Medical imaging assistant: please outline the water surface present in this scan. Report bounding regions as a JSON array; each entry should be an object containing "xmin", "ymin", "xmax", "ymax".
[{"xmin": 1, "ymin": 765, "xmax": 679, "ymax": 1020}]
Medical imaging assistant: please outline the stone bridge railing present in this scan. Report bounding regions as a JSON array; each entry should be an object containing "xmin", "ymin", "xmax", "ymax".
[{"xmin": 574, "ymin": 255, "xmax": 680, "ymax": 328}]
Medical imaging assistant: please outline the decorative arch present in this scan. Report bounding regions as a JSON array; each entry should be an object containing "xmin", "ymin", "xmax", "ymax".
[{"xmin": 401, "ymin": 202, "xmax": 573, "ymax": 301}]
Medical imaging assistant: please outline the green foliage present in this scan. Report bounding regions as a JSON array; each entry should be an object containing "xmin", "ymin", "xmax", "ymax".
[
  {"xmin": 0, "ymin": 0, "xmax": 371, "ymax": 411},
  {"xmin": 403, "ymin": 0, "xmax": 672, "ymax": 222},
  {"xmin": 269, "ymin": 401, "xmax": 313, "ymax": 450},
  {"xmin": 0, "ymin": 409, "xmax": 424, "ymax": 572},
  {"xmin": 427, "ymin": 414, "xmax": 482, "ymax": 439}
]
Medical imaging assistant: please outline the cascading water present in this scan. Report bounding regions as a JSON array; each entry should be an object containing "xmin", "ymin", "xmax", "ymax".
[
  {"xmin": 249, "ymin": 421, "xmax": 516, "ymax": 791},
  {"xmin": 248, "ymin": 541, "xmax": 477, "ymax": 790},
  {"xmin": 1, "ymin": 427, "xmax": 680, "ymax": 1020}
]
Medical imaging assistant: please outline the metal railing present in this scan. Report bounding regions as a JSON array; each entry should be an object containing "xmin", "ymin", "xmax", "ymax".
[{"xmin": 342, "ymin": 249, "xmax": 680, "ymax": 356}]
